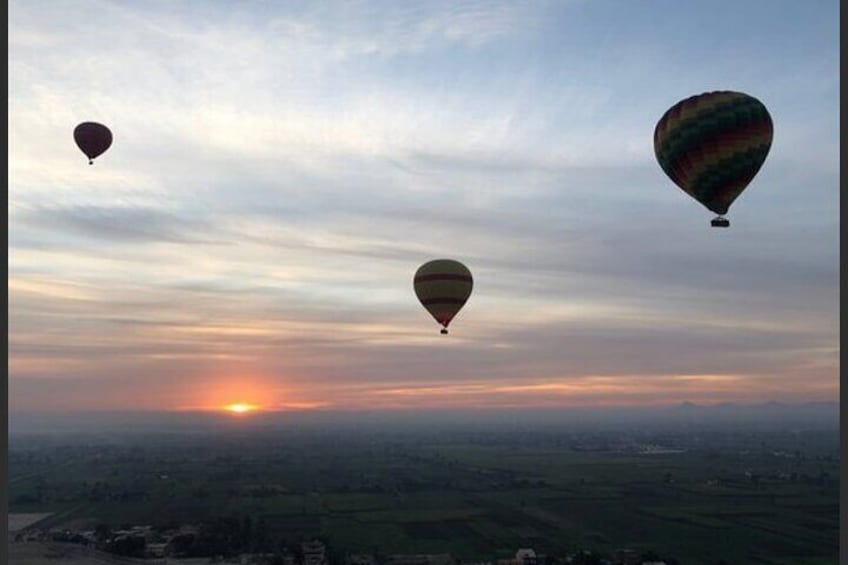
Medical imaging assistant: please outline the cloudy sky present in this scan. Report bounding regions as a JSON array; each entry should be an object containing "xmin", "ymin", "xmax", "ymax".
[{"xmin": 9, "ymin": 0, "xmax": 839, "ymax": 412}]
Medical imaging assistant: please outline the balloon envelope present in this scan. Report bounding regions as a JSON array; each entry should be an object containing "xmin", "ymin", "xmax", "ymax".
[
  {"xmin": 74, "ymin": 122, "xmax": 113, "ymax": 164},
  {"xmin": 654, "ymin": 91, "xmax": 773, "ymax": 216},
  {"xmin": 414, "ymin": 259, "xmax": 473, "ymax": 332}
]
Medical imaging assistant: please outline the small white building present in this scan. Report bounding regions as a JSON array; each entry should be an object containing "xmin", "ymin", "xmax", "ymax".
[
  {"xmin": 348, "ymin": 554, "xmax": 377, "ymax": 565},
  {"xmin": 146, "ymin": 542, "xmax": 169, "ymax": 558},
  {"xmin": 515, "ymin": 549, "xmax": 537, "ymax": 565}
]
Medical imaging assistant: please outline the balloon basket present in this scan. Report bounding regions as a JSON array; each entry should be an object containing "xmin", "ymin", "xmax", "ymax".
[
  {"xmin": 440, "ymin": 329, "xmax": 448, "ymax": 335},
  {"xmin": 711, "ymin": 216, "xmax": 730, "ymax": 228}
]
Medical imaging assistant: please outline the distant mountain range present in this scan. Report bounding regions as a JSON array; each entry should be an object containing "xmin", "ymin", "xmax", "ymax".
[{"xmin": 663, "ymin": 400, "xmax": 838, "ymax": 425}]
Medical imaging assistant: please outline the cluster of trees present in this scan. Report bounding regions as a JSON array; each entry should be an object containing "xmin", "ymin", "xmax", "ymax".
[
  {"xmin": 169, "ymin": 516, "xmax": 274, "ymax": 558},
  {"xmin": 110, "ymin": 535, "xmax": 147, "ymax": 558}
]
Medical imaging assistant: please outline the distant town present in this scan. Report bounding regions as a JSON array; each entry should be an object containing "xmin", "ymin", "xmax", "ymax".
[{"xmin": 10, "ymin": 520, "xmax": 676, "ymax": 565}]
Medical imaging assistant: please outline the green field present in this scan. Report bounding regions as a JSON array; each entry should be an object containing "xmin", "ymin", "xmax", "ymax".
[{"xmin": 9, "ymin": 428, "xmax": 839, "ymax": 564}]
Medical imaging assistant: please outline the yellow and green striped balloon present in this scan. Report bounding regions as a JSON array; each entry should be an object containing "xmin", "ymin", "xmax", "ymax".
[
  {"xmin": 414, "ymin": 259, "xmax": 473, "ymax": 335},
  {"xmin": 654, "ymin": 91, "xmax": 773, "ymax": 219}
]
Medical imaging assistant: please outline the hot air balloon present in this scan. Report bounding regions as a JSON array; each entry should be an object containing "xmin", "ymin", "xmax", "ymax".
[
  {"xmin": 74, "ymin": 122, "xmax": 113, "ymax": 165},
  {"xmin": 654, "ymin": 91, "xmax": 773, "ymax": 227},
  {"xmin": 414, "ymin": 259, "xmax": 473, "ymax": 335}
]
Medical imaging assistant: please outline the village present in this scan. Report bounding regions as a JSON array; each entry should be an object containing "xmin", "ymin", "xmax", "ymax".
[{"xmin": 9, "ymin": 518, "xmax": 672, "ymax": 565}]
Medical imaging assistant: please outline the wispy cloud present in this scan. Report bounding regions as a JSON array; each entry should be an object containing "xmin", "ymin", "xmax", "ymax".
[
  {"xmin": 8, "ymin": 0, "xmax": 838, "ymax": 412},
  {"xmin": 18, "ymin": 204, "xmax": 228, "ymax": 244}
]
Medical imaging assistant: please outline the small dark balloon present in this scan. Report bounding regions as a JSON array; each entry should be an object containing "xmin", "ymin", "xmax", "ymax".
[{"xmin": 74, "ymin": 122, "xmax": 113, "ymax": 164}]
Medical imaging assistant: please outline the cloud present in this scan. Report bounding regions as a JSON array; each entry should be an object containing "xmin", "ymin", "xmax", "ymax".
[
  {"xmin": 8, "ymin": 0, "xmax": 839, "ymax": 412},
  {"xmin": 17, "ymin": 204, "xmax": 229, "ymax": 244}
]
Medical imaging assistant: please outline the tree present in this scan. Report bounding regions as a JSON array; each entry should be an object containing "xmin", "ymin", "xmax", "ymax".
[
  {"xmin": 112, "ymin": 536, "xmax": 146, "ymax": 558},
  {"xmin": 641, "ymin": 550, "xmax": 662, "ymax": 562},
  {"xmin": 571, "ymin": 552, "xmax": 601, "ymax": 565},
  {"xmin": 95, "ymin": 524, "xmax": 111, "ymax": 543}
]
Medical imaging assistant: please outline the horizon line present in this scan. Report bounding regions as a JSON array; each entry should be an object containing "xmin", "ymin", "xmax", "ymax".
[{"xmin": 8, "ymin": 399, "xmax": 840, "ymax": 416}]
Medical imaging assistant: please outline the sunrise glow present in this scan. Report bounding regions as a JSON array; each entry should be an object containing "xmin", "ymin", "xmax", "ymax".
[{"xmin": 225, "ymin": 403, "xmax": 258, "ymax": 414}]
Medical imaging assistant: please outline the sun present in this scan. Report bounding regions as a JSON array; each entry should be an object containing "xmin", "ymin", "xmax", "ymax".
[{"xmin": 224, "ymin": 403, "xmax": 258, "ymax": 414}]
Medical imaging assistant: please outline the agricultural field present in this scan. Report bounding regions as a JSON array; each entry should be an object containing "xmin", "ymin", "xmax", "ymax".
[{"xmin": 8, "ymin": 425, "xmax": 839, "ymax": 564}]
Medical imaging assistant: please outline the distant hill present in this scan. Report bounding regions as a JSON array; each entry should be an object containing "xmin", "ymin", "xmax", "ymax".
[{"xmin": 663, "ymin": 400, "xmax": 838, "ymax": 429}]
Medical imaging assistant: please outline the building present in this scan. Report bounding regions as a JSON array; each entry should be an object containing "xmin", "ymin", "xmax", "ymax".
[
  {"xmin": 384, "ymin": 554, "xmax": 457, "ymax": 565},
  {"xmin": 146, "ymin": 542, "xmax": 169, "ymax": 558},
  {"xmin": 609, "ymin": 549, "xmax": 640, "ymax": 565},
  {"xmin": 302, "ymin": 540, "xmax": 328, "ymax": 565},
  {"xmin": 515, "ymin": 549, "xmax": 537, "ymax": 565},
  {"xmin": 348, "ymin": 554, "xmax": 377, "ymax": 565}
]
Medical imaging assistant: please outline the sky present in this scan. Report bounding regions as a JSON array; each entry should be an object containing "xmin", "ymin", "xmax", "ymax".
[{"xmin": 8, "ymin": 0, "xmax": 839, "ymax": 413}]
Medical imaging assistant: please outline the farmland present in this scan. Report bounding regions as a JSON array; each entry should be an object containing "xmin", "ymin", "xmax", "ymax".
[{"xmin": 8, "ymin": 418, "xmax": 839, "ymax": 564}]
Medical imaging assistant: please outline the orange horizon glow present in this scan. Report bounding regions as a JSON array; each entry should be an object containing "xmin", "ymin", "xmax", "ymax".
[
  {"xmin": 224, "ymin": 403, "xmax": 259, "ymax": 414},
  {"xmin": 21, "ymin": 370, "xmax": 834, "ymax": 414},
  {"xmin": 148, "ymin": 370, "xmax": 838, "ymax": 414}
]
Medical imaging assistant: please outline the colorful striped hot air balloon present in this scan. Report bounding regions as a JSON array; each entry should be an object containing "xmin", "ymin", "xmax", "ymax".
[
  {"xmin": 414, "ymin": 259, "xmax": 473, "ymax": 335},
  {"xmin": 654, "ymin": 91, "xmax": 773, "ymax": 227}
]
